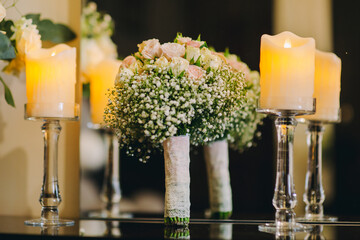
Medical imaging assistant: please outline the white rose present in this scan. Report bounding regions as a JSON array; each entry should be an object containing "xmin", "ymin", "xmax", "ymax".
[
  {"xmin": 12, "ymin": 17, "xmax": 42, "ymax": 57},
  {"xmin": 185, "ymin": 45, "xmax": 201, "ymax": 63},
  {"xmin": 160, "ymin": 42, "xmax": 185, "ymax": 60},
  {"xmin": 96, "ymin": 35, "xmax": 118, "ymax": 59},
  {"xmin": 0, "ymin": 3, "xmax": 6, "ymax": 22},
  {"xmin": 155, "ymin": 56, "xmax": 169, "ymax": 68},
  {"xmin": 170, "ymin": 57, "xmax": 189, "ymax": 77},
  {"xmin": 201, "ymin": 48, "xmax": 222, "ymax": 70}
]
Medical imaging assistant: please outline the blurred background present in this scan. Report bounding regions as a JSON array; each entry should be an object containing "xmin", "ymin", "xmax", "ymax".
[{"xmin": 79, "ymin": 0, "xmax": 360, "ymax": 219}]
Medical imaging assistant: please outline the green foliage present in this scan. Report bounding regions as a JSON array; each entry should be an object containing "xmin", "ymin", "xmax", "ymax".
[
  {"xmin": 0, "ymin": 33, "xmax": 16, "ymax": 60},
  {"xmin": 25, "ymin": 14, "xmax": 76, "ymax": 43},
  {"xmin": 164, "ymin": 217, "xmax": 190, "ymax": 227},
  {"xmin": 0, "ymin": 76, "xmax": 15, "ymax": 107},
  {"xmin": 0, "ymin": 32, "xmax": 16, "ymax": 107},
  {"xmin": 0, "ymin": 20, "xmax": 14, "ymax": 39},
  {"xmin": 211, "ymin": 211, "xmax": 232, "ymax": 219}
]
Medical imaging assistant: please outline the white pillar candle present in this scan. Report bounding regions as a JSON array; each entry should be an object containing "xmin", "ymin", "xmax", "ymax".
[
  {"xmin": 305, "ymin": 50, "xmax": 341, "ymax": 122},
  {"xmin": 89, "ymin": 59, "xmax": 121, "ymax": 125},
  {"xmin": 26, "ymin": 44, "xmax": 76, "ymax": 118},
  {"xmin": 259, "ymin": 31, "xmax": 315, "ymax": 111}
]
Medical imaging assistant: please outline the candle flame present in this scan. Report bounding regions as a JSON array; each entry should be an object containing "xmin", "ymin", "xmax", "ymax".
[
  {"xmin": 284, "ymin": 39, "xmax": 291, "ymax": 48},
  {"xmin": 51, "ymin": 52, "xmax": 56, "ymax": 57}
]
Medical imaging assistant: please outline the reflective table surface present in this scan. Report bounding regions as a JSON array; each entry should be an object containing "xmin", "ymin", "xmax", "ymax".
[{"xmin": 2, "ymin": 215, "xmax": 360, "ymax": 239}]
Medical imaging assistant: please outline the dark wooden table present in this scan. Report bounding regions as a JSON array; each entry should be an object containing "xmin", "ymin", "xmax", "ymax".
[{"xmin": 1, "ymin": 215, "xmax": 360, "ymax": 239}]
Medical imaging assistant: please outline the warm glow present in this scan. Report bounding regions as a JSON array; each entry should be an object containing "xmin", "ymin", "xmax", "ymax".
[
  {"xmin": 89, "ymin": 59, "xmax": 122, "ymax": 124},
  {"xmin": 259, "ymin": 31, "xmax": 315, "ymax": 110},
  {"xmin": 26, "ymin": 44, "xmax": 76, "ymax": 118},
  {"xmin": 284, "ymin": 39, "xmax": 291, "ymax": 48}
]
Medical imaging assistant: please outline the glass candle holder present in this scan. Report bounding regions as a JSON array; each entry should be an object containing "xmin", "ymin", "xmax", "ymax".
[
  {"xmin": 257, "ymin": 100, "xmax": 315, "ymax": 234},
  {"xmin": 297, "ymin": 113, "xmax": 340, "ymax": 222},
  {"xmin": 87, "ymin": 123, "xmax": 131, "ymax": 218},
  {"xmin": 24, "ymin": 103, "xmax": 79, "ymax": 227}
]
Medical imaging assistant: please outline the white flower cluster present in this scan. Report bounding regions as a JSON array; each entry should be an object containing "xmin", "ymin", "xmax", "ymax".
[
  {"xmin": 105, "ymin": 35, "xmax": 247, "ymax": 161},
  {"xmin": 3, "ymin": 17, "xmax": 42, "ymax": 76},
  {"xmin": 80, "ymin": 2, "xmax": 117, "ymax": 83},
  {"xmin": 81, "ymin": 2, "xmax": 114, "ymax": 38}
]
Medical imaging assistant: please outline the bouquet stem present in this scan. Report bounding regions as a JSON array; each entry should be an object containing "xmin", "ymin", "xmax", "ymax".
[
  {"xmin": 204, "ymin": 139, "xmax": 232, "ymax": 219},
  {"xmin": 163, "ymin": 135, "xmax": 190, "ymax": 226}
]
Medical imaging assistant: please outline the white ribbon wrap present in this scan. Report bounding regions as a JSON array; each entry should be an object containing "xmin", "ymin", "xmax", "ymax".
[
  {"xmin": 204, "ymin": 139, "xmax": 233, "ymax": 213},
  {"xmin": 163, "ymin": 135, "xmax": 190, "ymax": 219}
]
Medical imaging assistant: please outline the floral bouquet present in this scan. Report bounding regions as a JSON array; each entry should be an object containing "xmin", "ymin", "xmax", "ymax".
[
  {"xmin": 203, "ymin": 49, "xmax": 264, "ymax": 219},
  {"xmin": 105, "ymin": 33, "xmax": 247, "ymax": 225}
]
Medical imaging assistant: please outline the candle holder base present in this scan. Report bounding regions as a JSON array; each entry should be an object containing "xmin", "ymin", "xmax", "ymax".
[
  {"xmin": 258, "ymin": 222, "xmax": 312, "ymax": 234},
  {"xmin": 88, "ymin": 210, "xmax": 133, "ymax": 219},
  {"xmin": 25, "ymin": 218, "xmax": 74, "ymax": 227},
  {"xmin": 297, "ymin": 215, "xmax": 338, "ymax": 222}
]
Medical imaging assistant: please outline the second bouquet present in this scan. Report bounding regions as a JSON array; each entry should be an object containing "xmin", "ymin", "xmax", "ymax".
[{"xmin": 105, "ymin": 34, "xmax": 247, "ymax": 226}]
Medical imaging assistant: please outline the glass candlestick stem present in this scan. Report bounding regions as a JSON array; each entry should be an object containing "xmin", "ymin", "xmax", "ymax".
[
  {"xmin": 300, "ymin": 121, "xmax": 337, "ymax": 221},
  {"xmin": 100, "ymin": 129, "xmax": 121, "ymax": 215},
  {"xmin": 257, "ymin": 107, "xmax": 314, "ymax": 234},
  {"xmin": 25, "ymin": 120, "xmax": 74, "ymax": 226},
  {"xmin": 87, "ymin": 127, "xmax": 131, "ymax": 218}
]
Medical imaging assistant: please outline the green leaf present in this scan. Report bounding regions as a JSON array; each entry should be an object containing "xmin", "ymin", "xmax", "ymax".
[
  {"xmin": 195, "ymin": 56, "xmax": 201, "ymax": 67},
  {"xmin": 38, "ymin": 20, "xmax": 76, "ymax": 43},
  {"xmin": 0, "ymin": 20, "xmax": 15, "ymax": 39},
  {"xmin": 25, "ymin": 14, "xmax": 41, "ymax": 25},
  {"xmin": 224, "ymin": 47, "xmax": 230, "ymax": 57},
  {"xmin": 178, "ymin": 70, "xmax": 185, "ymax": 78},
  {"xmin": 190, "ymin": 56, "xmax": 195, "ymax": 65},
  {"xmin": 0, "ymin": 76, "xmax": 15, "ymax": 107},
  {"xmin": 0, "ymin": 33, "xmax": 16, "ymax": 60},
  {"xmin": 200, "ymin": 42, "xmax": 208, "ymax": 49},
  {"xmin": 174, "ymin": 32, "xmax": 183, "ymax": 43},
  {"xmin": 196, "ymin": 34, "xmax": 201, "ymax": 41},
  {"xmin": 25, "ymin": 14, "xmax": 76, "ymax": 43}
]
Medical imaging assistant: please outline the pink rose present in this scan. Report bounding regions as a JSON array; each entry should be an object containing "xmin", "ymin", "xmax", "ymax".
[
  {"xmin": 186, "ymin": 40, "xmax": 202, "ymax": 48},
  {"xmin": 187, "ymin": 65, "xmax": 204, "ymax": 80},
  {"xmin": 121, "ymin": 55, "xmax": 136, "ymax": 68},
  {"xmin": 177, "ymin": 37, "xmax": 192, "ymax": 45},
  {"xmin": 228, "ymin": 60, "xmax": 251, "ymax": 81},
  {"xmin": 160, "ymin": 43, "xmax": 185, "ymax": 60},
  {"xmin": 137, "ymin": 38, "xmax": 161, "ymax": 59}
]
